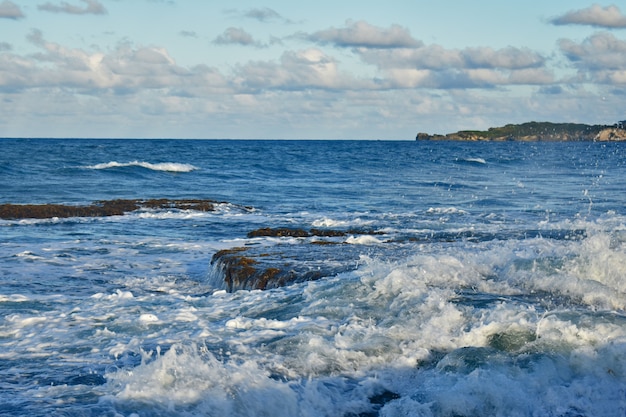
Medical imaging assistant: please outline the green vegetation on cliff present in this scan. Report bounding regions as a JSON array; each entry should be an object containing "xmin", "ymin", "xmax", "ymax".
[{"xmin": 416, "ymin": 121, "xmax": 626, "ymax": 142}]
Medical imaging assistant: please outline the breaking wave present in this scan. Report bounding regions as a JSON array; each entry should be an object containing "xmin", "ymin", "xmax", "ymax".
[{"xmin": 84, "ymin": 161, "xmax": 198, "ymax": 173}]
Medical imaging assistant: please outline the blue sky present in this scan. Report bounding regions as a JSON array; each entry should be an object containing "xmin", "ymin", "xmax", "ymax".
[{"xmin": 1, "ymin": 1, "xmax": 625, "ymax": 139}]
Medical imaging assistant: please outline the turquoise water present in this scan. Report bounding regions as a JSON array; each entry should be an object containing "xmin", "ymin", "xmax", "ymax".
[{"xmin": 1, "ymin": 139, "xmax": 626, "ymax": 416}]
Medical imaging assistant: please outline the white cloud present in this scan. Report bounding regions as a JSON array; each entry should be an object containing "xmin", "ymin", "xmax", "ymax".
[
  {"xmin": 551, "ymin": 4, "xmax": 626, "ymax": 28},
  {"xmin": 358, "ymin": 44, "xmax": 544, "ymax": 71},
  {"xmin": 461, "ymin": 47, "xmax": 545, "ymax": 69},
  {"xmin": 303, "ymin": 20, "xmax": 549, "ymax": 90},
  {"xmin": 559, "ymin": 32, "xmax": 626, "ymax": 84},
  {"xmin": 358, "ymin": 45, "xmax": 461, "ymax": 70},
  {"xmin": 0, "ymin": 0, "xmax": 24, "ymax": 19},
  {"xmin": 0, "ymin": 30, "xmax": 228, "ymax": 95},
  {"xmin": 355, "ymin": 43, "xmax": 550, "ymax": 89},
  {"xmin": 310, "ymin": 20, "xmax": 421, "ymax": 48},
  {"xmin": 507, "ymin": 68, "xmax": 555, "ymax": 85},
  {"xmin": 1, "ymin": 16, "xmax": 622, "ymax": 138},
  {"xmin": 213, "ymin": 27, "xmax": 261, "ymax": 47},
  {"xmin": 37, "ymin": 0, "xmax": 106, "ymax": 15},
  {"xmin": 233, "ymin": 48, "xmax": 365, "ymax": 92},
  {"xmin": 243, "ymin": 7, "xmax": 287, "ymax": 23}
]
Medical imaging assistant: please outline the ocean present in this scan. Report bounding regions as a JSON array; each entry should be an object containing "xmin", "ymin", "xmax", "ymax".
[{"xmin": 1, "ymin": 138, "xmax": 626, "ymax": 416}]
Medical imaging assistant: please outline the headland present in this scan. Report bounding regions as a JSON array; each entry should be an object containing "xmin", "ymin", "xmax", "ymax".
[{"xmin": 416, "ymin": 121, "xmax": 626, "ymax": 141}]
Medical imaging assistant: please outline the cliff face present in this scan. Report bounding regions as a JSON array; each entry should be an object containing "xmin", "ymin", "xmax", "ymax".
[
  {"xmin": 416, "ymin": 122, "xmax": 626, "ymax": 142},
  {"xmin": 594, "ymin": 128, "xmax": 626, "ymax": 141}
]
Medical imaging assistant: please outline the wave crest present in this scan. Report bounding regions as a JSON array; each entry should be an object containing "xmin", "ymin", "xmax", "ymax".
[{"xmin": 85, "ymin": 161, "xmax": 198, "ymax": 173}]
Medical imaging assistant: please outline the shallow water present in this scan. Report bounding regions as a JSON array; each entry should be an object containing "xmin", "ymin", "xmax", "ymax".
[{"xmin": 1, "ymin": 139, "xmax": 626, "ymax": 416}]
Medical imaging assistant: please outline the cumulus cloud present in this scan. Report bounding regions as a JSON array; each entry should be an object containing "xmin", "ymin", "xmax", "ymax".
[
  {"xmin": 358, "ymin": 45, "xmax": 544, "ymax": 71},
  {"xmin": 213, "ymin": 27, "xmax": 260, "ymax": 47},
  {"xmin": 234, "ymin": 48, "xmax": 369, "ymax": 92},
  {"xmin": 0, "ymin": 30, "xmax": 228, "ymax": 96},
  {"xmin": 355, "ymin": 43, "xmax": 550, "ymax": 89},
  {"xmin": 461, "ymin": 47, "xmax": 545, "ymax": 69},
  {"xmin": 243, "ymin": 7, "xmax": 285, "ymax": 22},
  {"xmin": 0, "ymin": 0, "xmax": 24, "ymax": 19},
  {"xmin": 551, "ymin": 4, "xmax": 626, "ymax": 28},
  {"xmin": 381, "ymin": 67, "xmax": 553, "ymax": 90},
  {"xmin": 559, "ymin": 32, "xmax": 626, "ymax": 84},
  {"xmin": 305, "ymin": 20, "xmax": 550, "ymax": 89},
  {"xmin": 37, "ymin": 0, "xmax": 106, "ymax": 15},
  {"xmin": 310, "ymin": 20, "xmax": 421, "ymax": 48}
]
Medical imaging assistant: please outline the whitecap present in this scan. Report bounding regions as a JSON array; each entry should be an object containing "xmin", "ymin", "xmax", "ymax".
[
  {"xmin": 139, "ymin": 313, "xmax": 160, "ymax": 324},
  {"xmin": 84, "ymin": 160, "xmax": 198, "ymax": 173},
  {"xmin": 345, "ymin": 235, "xmax": 383, "ymax": 245},
  {"xmin": 457, "ymin": 157, "xmax": 487, "ymax": 164},
  {"xmin": 312, "ymin": 217, "xmax": 349, "ymax": 228},
  {"xmin": 426, "ymin": 207, "xmax": 469, "ymax": 215}
]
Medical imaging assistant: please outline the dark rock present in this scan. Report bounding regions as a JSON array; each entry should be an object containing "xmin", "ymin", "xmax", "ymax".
[
  {"xmin": 210, "ymin": 235, "xmax": 376, "ymax": 291},
  {"xmin": 0, "ymin": 198, "xmax": 233, "ymax": 220},
  {"xmin": 310, "ymin": 228, "xmax": 348, "ymax": 237},
  {"xmin": 246, "ymin": 227, "xmax": 384, "ymax": 239},
  {"xmin": 209, "ymin": 226, "xmax": 396, "ymax": 291},
  {"xmin": 247, "ymin": 227, "xmax": 311, "ymax": 238},
  {"xmin": 210, "ymin": 246, "xmax": 328, "ymax": 291}
]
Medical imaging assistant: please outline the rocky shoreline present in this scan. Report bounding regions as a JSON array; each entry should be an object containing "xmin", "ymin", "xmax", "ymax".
[
  {"xmin": 416, "ymin": 121, "xmax": 626, "ymax": 142},
  {"xmin": 2, "ymin": 200, "xmax": 587, "ymax": 292}
]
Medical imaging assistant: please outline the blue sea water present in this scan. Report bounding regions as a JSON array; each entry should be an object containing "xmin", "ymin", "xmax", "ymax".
[{"xmin": 1, "ymin": 138, "xmax": 626, "ymax": 416}]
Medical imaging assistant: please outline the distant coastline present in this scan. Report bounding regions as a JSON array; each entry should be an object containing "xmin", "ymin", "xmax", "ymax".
[{"xmin": 416, "ymin": 121, "xmax": 626, "ymax": 142}]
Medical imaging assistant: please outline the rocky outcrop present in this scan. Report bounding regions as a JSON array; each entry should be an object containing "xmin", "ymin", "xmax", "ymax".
[
  {"xmin": 416, "ymin": 122, "xmax": 626, "ymax": 142},
  {"xmin": 210, "ymin": 227, "xmax": 386, "ymax": 291},
  {"xmin": 210, "ymin": 227, "xmax": 586, "ymax": 292},
  {"xmin": 210, "ymin": 246, "xmax": 329, "ymax": 292},
  {"xmin": 594, "ymin": 128, "xmax": 626, "ymax": 141},
  {"xmin": 0, "ymin": 199, "xmax": 236, "ymax": 219}
]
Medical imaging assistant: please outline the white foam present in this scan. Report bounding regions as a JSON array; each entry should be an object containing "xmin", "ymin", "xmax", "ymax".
[
  {"xmin": 426, "ymin": 207, "xmax": 469, "ymax": 215},
  {"xmin": 458, "ymin": 157, "xmax": 487, "ymax": 164},
  {"xmin": 225, "ymin": 316, "xmax": 309, "ymax": 330},
  {"xmin": 106, "ymin": 344, "xmax": 301, "ymax": 414},
  {"xmin": 135, "ymin": 210, "xmax": 209, "ymax": 220},
  {"xmin": 139, "ymin": 313, "xmax": 160, "ymax": 324},
  {"xmin": 0, "ymin": 294, "xmax": 30, "ymax": 303},
  {"xmin": 5, "ymin": 212, "xmax": 626, "ymax": 415},
  {"xmin": 91, "ymin": 290, "xmax": 135, "ymax": 301},
  {"xmin": 84, "ymin": 161, "xmax": 198, "ymax": 173},
  {"xmin": 311, "ymin": 216, "xmax": 374, "ymax": 228},
  {"xmin": 346, "ymin": 235, "xmax": 383, "ymax": 245}
]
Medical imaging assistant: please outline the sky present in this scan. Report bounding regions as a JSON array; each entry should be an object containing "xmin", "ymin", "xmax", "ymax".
[{"xmin": 1, "ymin": 1, "xmax": 625, "ymax": 139}]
